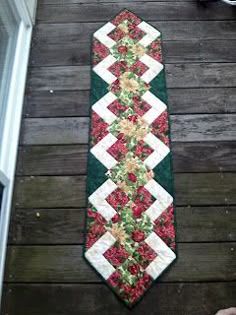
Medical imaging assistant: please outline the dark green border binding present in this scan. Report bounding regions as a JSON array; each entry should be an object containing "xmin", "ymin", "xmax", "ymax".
[{"xmin": 82, "ymin": 9, "xmax": 179, "ymax": 309}]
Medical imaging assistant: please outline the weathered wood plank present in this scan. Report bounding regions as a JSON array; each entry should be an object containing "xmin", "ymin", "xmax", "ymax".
[
  {"xmin": 8, "ymin": 208, "xmax": 85, "ymax": 245},
  {"xmin": 16, "ymin": 142, "xmax": 236, "ymax": 175},
  {"xmin": 27, "ymin": 64, "xmax": 236, "ymax": 91},
  {"xmin": 14, "ymin": 176, "xmax": 86, "ymax": 208},
  {"xmin": 163, "ymin": 40, "xmax": 236, "ymax": 63},
  {"xmin": 32, "ymin": 21, "xmax": 236, "ymax": 46},
  {"xmin": 175, "ymin": 173, "xmax": 236, "ymax": 206},
  {"xmin": 170, "ymin": 114, "xmax": 236, "ymax": 142},
  {"xmin": 37, "ymin": 2, "xmax": 236, "ymax": 23},
  {"xmin": 5, "ymin": 242, "xmax": 236, "ymax": 282},
  {"xmin": 176, "ymin": 206, "xmax": 236, "ymax": 242},
  {"xmin": 167, "ymin": 88, "xmax": 236, "ymax": 114},
  {"xmin": 14, "ymin": 173, "xmax": 236, "ymax": 208},
  {"xmin": 24, "ymin": 88, "xmax": 236, "ymax": 118},
  {"xmin": 40, "ymin": 0, "xmax": 197, "ymax": 3},
  {"xmin": 16, "ymin": 145, "xmax": 88, "ymax": 175},
  {"xmin": 24, "ymin": 90, "xmax": 90, "ymax": 117},
  {"xmin": 23, "ymin": 90, "xmax": 88, "ymax": 117},
  {"xmin": 164, "ymin": 63, "xmax": 236, "ymax": 88},
  {"xmin": 8, "ymin": 206, "xmax": 236, "ymax": 244},
  {"xmin": 20, "ymin": 115, "xmax": 236, "ymax": 145},
  {"xmin": 20, "ymin": 118, "xmax": 89, "ymax": 145},
  {"xmin": 2, "ymin": 282, "xmax": 236, "ymax": 315},
  {"xmin": 31, "ymin": 39, "xmax": 236, "ymax": 66},
  {"xmin": 172, "ymin": 142, "xmax": 236, "ymax": 172},
  {"xmin": 27, "ymin": 66, "xmax": 90, "ymax": 91}
]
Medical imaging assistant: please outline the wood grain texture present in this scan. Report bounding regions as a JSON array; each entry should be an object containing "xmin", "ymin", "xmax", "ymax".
[
  {"xmin": 16, "ymin": 145, "xmax": 88, "ymax": 175},
  {"xmin": 40, "ymin": 0, "xmax": 200, "ymax": 3},
  {"xmin": 24, "ymin": 90, "xmax": 90, "ymax": 117},
  {"xmin": 16, "ymin": 142, "xmax": 236, "ymax": 175},
  {"xmin": 20, "ymin": 117, "xmax": 89, "ymax": 145},
  {"xmin": 31, "ymin": 39, "xmax": 236, "ymax": 66},
  {"xmin": 14, "ymin": 173, "xmax": 236, "ymax": 208},
  {"xmin": 175, "ymin": 173, "xmax": 236, "ymax": 206},
  {"xmin": 170, "ymin": 114, "xmax": 236, "ymax": 142},
  {"xmin": 5, "ymin": 243, "xmax": 236, "ymax": 282},
  {"xmin": 37, "ymin": 2, "xmax": 236, "ymax": 23},
  {"xmin": 20, "ymin": 115, "xmax": 236, "ymax": 145},
  {"xmin": 23, "ymin": 88, "xmax": 236, "ymax": 118},
  {"xmin": 14, "ymin": 176, "xmax": 86, "ymax": 208},
  {"xmin": 172, "ymin": 141, "xmax": 236, "ymax": 172},
  {"xmin": 165, "ymin": 39, "xmax": 236, "ymax": 63},
  {"xmin": 32, "ymin": 21, "xmax": 236, "ymax": 46},
  {"xmin": 27, "ymin": 64, "xmax": 236, "ymax": 91},
  {"xmin": 8, "ymin": 206, "xmax": 236, "ymax": 244},
  {"xmin": 167, "ymin": 88, "xmax": 236, "ymax": 114},
  {"xmin": 176, "ymin": 206, "xmax": 236, "ymax": 242},
  {"xmin": 8, "ymin": 208, "xmax": 85, "ymax": 245},
  {"xmin": 2, "ymin": 282, "xmax": 236, "ymax": 315}
]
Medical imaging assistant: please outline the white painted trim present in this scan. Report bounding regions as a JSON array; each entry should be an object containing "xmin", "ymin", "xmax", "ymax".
[
  {"xmin": 221, "ymin": 0, "xmax": 236, "ymax": 5},
  {"xmin": 24, "ymin": 0, "xmax": 38, "ymax": 23},
  {"xmin": 32, "ymin": 0, "xmax": 38, "ymax": 23},
  {"xmin": 0, "ymin": 171, "xmax": 9, "ymax": 188},
  {"xmin": 14, "ymin": 0, "xmax": 32, "ymax": 26},
  {"xmin": 0, "ymin": 20, "xmax": 33, "ymax": 308}
]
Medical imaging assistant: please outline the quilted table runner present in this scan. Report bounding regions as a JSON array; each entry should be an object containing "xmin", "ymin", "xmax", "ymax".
[{"xmin": 84, "ymin": 9, "xmax": 176, "ymax": 307}]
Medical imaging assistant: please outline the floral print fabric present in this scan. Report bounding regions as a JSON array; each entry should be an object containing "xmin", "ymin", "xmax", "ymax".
[{"xmin": 84, "ymin": 10, "xmax": 176, "ymax": 307}]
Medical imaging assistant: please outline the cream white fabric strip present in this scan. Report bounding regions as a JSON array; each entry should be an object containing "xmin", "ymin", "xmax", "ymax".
[
  {"xmin": 141, "ymin": 91, "xmax": 167, "ymax": 124},
  {"xmin": 92, "ymin": 92, "xmax": 117, "ymax": 125},
  {"xmin": 138, "ymin": 21, "xmax": 160, "ymax": 48},
  {"xmin": 94, "ymin": 22, "xmax": 116, "ymax": 48},
  {"xmin": 145, "ymin": 232, "xmax": 176, "ymax": 279},
  {"xmin": 85, "ymin": 231, "xmax": 116, "ymax": 279},
  {"xmin": 145, "ymin": 200, "xmax": 168, "ymax": 222},
  {"xmin": 143, "ymin": 133, "xmax": 170, "ymax": 170},
  {"xmin": 144, "ymin": 179, "xmax": 173, "ymax": 222},
  {"xmin": 140, "ymin": 54, "xmax": 163, "ymax": 83},
  {"xmin": 90, "ymin": 133, "xmax": 118, "ymax": 169},
  {"xmin": 93, "ymin": 54, "xmax": 117, "ymax": 84},
  {"xmin": 88, "ymin": 179, "xmax": 117, "ymax": 221}
]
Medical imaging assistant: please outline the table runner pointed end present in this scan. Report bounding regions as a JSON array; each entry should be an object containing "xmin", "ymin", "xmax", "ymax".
[{"xmin": 84, "ymin": 9, "xmax": 176, "ymax": 307}]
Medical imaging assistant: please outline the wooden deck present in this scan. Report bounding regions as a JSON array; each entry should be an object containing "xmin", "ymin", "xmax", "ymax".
[{"xmin": 1, "ymin": 0, "xmax": 236, "ymax": 314}]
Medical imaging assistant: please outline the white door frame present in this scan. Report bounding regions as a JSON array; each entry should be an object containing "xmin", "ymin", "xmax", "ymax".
[{"xmin": 0, "ymin": 0, "xmax": 37, "ymax": 307}]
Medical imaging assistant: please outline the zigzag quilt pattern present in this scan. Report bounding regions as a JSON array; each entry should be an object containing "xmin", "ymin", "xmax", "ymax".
[{"xmin": 84, "ymin": 10, "xmax": 176, "ymax": 307}]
